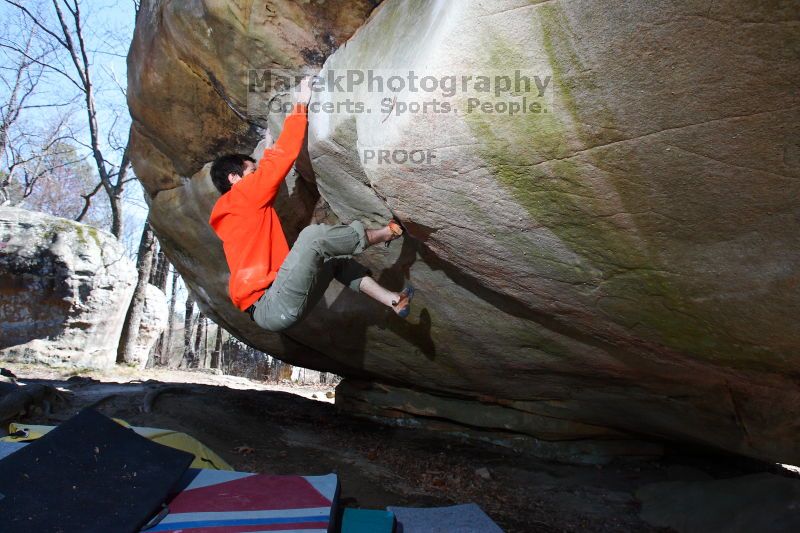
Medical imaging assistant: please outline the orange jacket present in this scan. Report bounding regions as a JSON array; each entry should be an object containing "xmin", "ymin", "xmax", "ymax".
[{"xmin": 209, "ymin": 103, "xmax": 307, "ymax": 311}]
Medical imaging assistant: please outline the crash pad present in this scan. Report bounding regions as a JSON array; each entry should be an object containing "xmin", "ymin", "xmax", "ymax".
[
  {"xmin": 0, "ymin": 408, "xmax": 194, "ymax": 533},
  {"xmin": 341, "ymin": 508, "xmax": 396, "ymax": 533},
  {"xmin": 386, "ymin": 503, "xmax": 503, "ymax": 533},
  {"xmin": 143, "ymin": 469, "xmax": 340, "ymax": 532},
  {"xmin": 636, "ymin": 472, "xmax": 800, "ymax": 532},
  {"xmin": 0, "ymin": 440, "xmax": 26, "ymax": 460},
  {"xmin": 3, "ymin": 420, "xmax": 232, "ymax": 470}
]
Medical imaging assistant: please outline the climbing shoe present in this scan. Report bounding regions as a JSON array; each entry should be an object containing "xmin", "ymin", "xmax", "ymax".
[
  {"xmin": 392, "ymin": 285, "xmax": 415, "ymax": 318},
  {"xmin": 385, "ymin": 219, "xmax": 404, "ymax": 247}
]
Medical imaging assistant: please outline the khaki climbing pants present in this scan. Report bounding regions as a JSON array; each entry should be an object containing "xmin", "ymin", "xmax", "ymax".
[{"xmin": 249, "ymin": 221, "xmax": 371, "ymax": 332}]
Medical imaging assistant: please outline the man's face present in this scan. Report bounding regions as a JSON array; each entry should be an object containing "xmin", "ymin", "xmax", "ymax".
[{"xmin": 228, "ymin": 160, "xmax": 257, "ymax": 186}]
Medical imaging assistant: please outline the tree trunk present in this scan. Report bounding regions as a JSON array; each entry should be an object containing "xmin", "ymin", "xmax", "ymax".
[
  {"xmin": 193, "ymin": 313, "xmax": 206, "ymax": 368},
  {"xmin": 117, "ymin": 221, "xmax": 155, "ymax": 365},
  {"xmin": 144, "ymin": 246, "xmax": 162, "ymax": 369},
  {"xmin": 181, "ymin": 294, "xmax": 195, "ymax": 368},
  {"xmin": 211, "ymin": 327, "xmax": 223, "ymax": 370},
  {"xmin": 110, "ymin": 192, "xmax": 123, "ymax": 239},
  {"xmin": 148, "ymin": 252, "xmax": 171, "ymax": 366},
  {"xmin": 145, "ymin": 342, "xmax": 157, "ymax": 369},
  {"xmin": 203, "ymin": 318, "xmax": 209, "ymax": 368},
  {"xmin": 161, "ymin": 265, "xmax": 179, "ymax": 366},
  {"xmin": 153, "ymin": 250, "xmax": 168, "ymax": 289},
  {"xmin": 148, "ymin": 246, "xmax": 159, "ymax": 284}
]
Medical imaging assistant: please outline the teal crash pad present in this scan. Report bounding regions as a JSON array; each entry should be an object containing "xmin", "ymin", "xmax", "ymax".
[{"xmin": 341, "ymin": 508, "xmax": 396, "ymax": 533}]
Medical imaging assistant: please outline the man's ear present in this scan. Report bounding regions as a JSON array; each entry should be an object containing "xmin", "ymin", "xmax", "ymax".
[{"xmin": 227, "ymin": 173, "xmax": 239, "ymax": 185}]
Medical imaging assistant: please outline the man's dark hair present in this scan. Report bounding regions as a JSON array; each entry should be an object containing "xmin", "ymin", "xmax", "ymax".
[{"xmin": 210, "ymin": 154, "xmax": 256, "ymax": 194}]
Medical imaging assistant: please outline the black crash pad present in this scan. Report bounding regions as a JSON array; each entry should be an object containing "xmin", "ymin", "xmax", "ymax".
[{"xmin": 0, "ymin": 408, "xmax": 194, "ymax": 533}]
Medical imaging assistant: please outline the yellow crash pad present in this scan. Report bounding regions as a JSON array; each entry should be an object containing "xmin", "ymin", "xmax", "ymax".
[{"xmin": 2, "ymin": 420, "xmax": 232, "ymax": 471}]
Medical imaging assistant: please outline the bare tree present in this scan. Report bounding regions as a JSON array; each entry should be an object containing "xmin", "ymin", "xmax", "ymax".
[
  {"xmin": 2, "ymin": 119, "xmax": 77, "ymax": 205},
  {"xmin": 160, "ymin": 265, "xmax": 179, "ymax": 366},
  {"xmin": 203, "ymin": 317, "xmax": 210, "ymax": 367},
  {"xmin": 181, "ymin": 294, "xmax": 195, "ymax": 368},
  {"xmin": 117, "ymin": 220, "xmax": 155, "ymax": 364},
  {"xmin": 149, "ymin": 249, "xmax": 168, "ymax": 290},
  {"xmin": 0, "ymin": 22, "xmax": 47, "ymax": 158},
  {"xmin": 8, "ymin": 139, "xmax": 109, "ymax": 230},
  {"xmin": 211, "ymin": 326, "xmax": 223, "ymax": 370},
  {"xmin": 118, "ymin": 218, "xmax": 158, "ymax": 365},
  {"xmin": 193, "ymin": 313, "xmax": 206, "ymax": 368},
  {"xmin": 3, "ymin": 0, "xmax": 135, "ymax": 238},
  {"xmin": 0, "ymin": 11, "xmax": 72, "ymax": 205},
  {"xmin": 144, "ymin": 246, "xmax": 170, "ymax": 367},
  {"xmin": 148, "ymin": 247, "xmax": 160, "ymax": 283}
]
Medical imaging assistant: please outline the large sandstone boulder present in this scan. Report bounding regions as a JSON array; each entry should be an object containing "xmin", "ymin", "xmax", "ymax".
[
  {"xmin": 127, "ymin": 0, "xmax": 800, "ymax": 464},
  {"xmin": 0, "ymin": 207, "xmax": 137, "ymax": 368}
]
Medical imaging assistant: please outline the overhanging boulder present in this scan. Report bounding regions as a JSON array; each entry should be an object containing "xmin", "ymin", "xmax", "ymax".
[{"xmin": 126, "ymin": 0, "xmax": 800, "ymax": 464}]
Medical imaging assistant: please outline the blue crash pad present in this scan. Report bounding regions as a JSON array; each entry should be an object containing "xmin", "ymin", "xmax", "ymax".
[{"xmin": 386, "ymin": 503, "xmax": 503, "ymax": 532}]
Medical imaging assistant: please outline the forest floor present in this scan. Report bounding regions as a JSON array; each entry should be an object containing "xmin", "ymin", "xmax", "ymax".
[{"xmin": 1, "ymin": 362, "xmax": 797, "ymax": 532}]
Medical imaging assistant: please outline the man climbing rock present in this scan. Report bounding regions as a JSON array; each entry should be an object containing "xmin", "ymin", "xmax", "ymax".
[{"xmin": 208, "ymin": 76, "xmax": 413, "ymax": 332}]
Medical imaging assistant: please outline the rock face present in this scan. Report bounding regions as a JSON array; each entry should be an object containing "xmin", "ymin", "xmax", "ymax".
[
  {"xmin": 0, "ymin": 207, "xmax": 137, "ymax": 368},
  {"xmin": 127, "ymin": 1, "xmax": 800, "ymax": 464},
  {"xmin": 127, "ymin": 284, "xmax": 169, "ymax": 369}
]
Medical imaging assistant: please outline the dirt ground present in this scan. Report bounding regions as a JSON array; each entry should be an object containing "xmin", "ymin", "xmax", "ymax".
[{"xmin": 1, "ymin": 363, "xmax": 793, "ymax": 532}]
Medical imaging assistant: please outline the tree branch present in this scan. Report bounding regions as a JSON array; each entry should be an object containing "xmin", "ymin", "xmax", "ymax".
[
  {"xmin": 51, "ymin": 0, "xmax": 88, "ymax": 88},
  {"xmin": 0, "ymin": 42, "xmax": 83, "ymax": 91},
  {"xmin": 75, "ymin": 179, "xmax": 103, "ymax": 221},
  {"xmin": 2, "ymin": 1, "xmax": 69, "ymax": 49}
]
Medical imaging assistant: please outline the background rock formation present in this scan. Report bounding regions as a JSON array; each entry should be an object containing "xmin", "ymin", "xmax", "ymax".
[
  {"xmin": 128, "ymin": 284, "xmax": 168, "ymax": 369},
  {"xmin": 0, "ymin": 207, "xmax": 137, "ymax": 368},
  {"xmin": 127, "ymin": 0, "xmax": 800, "ymax": 464}
]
